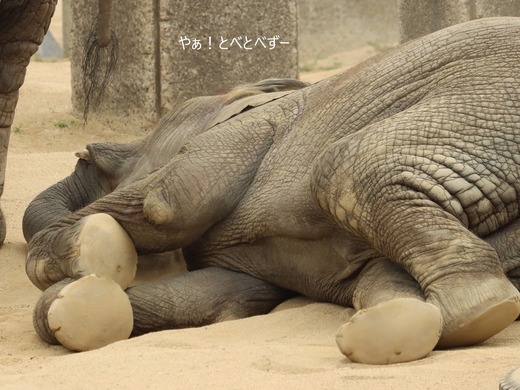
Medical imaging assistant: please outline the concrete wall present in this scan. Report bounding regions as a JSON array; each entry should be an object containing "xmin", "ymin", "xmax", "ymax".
[
  {"xmin": 399, "ymin": 0, "xmax": 520, "ymax": 42},
  {"xmin": 298, "ymin": 0, "xmax": 400, "ymax": 64},
  {"xmin": 159, "ymin": 0, "xmax": 298, "ymax": 116},
  {"xmin": 70, "ymin": 1, "xmax": 298, "ymax": 125}
]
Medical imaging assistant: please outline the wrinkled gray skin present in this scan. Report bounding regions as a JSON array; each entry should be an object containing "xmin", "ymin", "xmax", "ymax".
[
  {"xmin": 0, "ymin": 0, "xmax": 56, "ymax": 244},
  {"xmin": 23, "ymin": 18, "xmax": 520, "ymax": 363},
  {"xmin": 0, "ymin": 0, "xmax": 112, "ymax": 244}
]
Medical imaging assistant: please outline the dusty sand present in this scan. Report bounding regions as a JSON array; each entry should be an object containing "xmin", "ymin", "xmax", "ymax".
[{"xmin": 0, "ymin": 54, "xmax": 519, "ymax": 389}]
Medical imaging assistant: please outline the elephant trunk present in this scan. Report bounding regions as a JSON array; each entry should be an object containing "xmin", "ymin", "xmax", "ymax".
[{"xmin": 22, "ymin": 159, "xmax": 110, "ymax": 242}]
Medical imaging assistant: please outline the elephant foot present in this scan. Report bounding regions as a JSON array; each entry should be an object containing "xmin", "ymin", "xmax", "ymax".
[
  {"xmin": 500, "ymin": 367, "xmax": 520, "ymax": 390},
  {"xmin": 27, "ymin": 213, "xmax": 138, "ymax": 290},
  {"xmin": 335, "ymin": 298, "xmax": 442, "ymax": 364},
  {"xmin": 437, "ymin": 297, "xmax": 520, "ymax": 348},
  {"xmin": 429, "ymin": 274, "xmax": 520, "ymax": 348},
  {"xmin": 34, "ymin": 275, "xmax": 133, "ymax": 351},
  {"xmin": 71, "ymin": 213, "xmax": 138, "ymax": 289}
]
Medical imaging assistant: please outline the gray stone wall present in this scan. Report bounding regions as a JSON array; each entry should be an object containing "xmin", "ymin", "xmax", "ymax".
[
  {"xmin": 298, "ymin": 0, "xmax": 400, "ymax": 64},
  {"xmin": 159, "ymin": 1, "xmax": 298, "ymax": 115},
  {"xmin": 70, "ymin": 1, "xmax": 298, "ymax": 125},
  {"xmin": 399, "ymin": 0, "xmax": 520, "ymax": 42}
]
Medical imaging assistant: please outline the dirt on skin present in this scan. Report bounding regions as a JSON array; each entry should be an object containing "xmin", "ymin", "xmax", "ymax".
[{"xmin": 0, "ymin": 49, "xmax": 519, "ymax": 389}]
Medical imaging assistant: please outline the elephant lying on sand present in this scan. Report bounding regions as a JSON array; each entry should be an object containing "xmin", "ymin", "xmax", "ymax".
[{"xmin": 24, "ymin": 18, "xmax": 520, "ymax": 364}]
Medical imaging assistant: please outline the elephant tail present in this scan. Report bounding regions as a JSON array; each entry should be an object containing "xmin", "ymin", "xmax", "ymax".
[{"xmin": 82, "ymin": 0, "xmax": 117, "ymax": 123}]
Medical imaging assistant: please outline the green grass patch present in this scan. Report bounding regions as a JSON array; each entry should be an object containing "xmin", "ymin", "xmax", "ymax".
[{"xmin": 53, "ymin": 119, "xmax": 76, "ymax": 128}]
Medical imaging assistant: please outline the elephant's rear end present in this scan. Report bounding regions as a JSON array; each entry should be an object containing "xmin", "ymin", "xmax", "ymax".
[{"xmin": 309, "ymin": 17, "xmax": 520, "ymax": 349}]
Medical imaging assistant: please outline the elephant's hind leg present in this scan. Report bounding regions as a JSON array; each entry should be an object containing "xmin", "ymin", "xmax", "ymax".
[
  {"xmin": 336, "ymin": 259, "xmax": 442, "ymax": 364},
  {"xmin": 312, "ymin": 134, "xmax": 520, "ymax": 350}
]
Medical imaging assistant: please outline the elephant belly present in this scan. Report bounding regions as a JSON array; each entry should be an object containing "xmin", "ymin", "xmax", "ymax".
[{"xmin": 188, "ymin": 229, "xmax": 370, "ymax": 306}]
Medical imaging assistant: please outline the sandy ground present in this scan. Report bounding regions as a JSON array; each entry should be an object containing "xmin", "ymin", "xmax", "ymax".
[{"xmin": 0, "ymin": 52, "xmax": 519, "ymax": 389}]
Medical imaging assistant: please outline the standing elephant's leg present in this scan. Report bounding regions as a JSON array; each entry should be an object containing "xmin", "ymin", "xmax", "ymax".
[
  {"xmin": 26, "ymin": 117, "xmax": 275, "ymax": 289},
  {"xmin": 312, "ymin": 134, "xmax": 520, "ymax": 349},
  {"xmin": 336, "ymin": 258, "xmax": 442, "ymax": 364},
  {"xmin": 0, "ymin": 0, "xmax": 57, "ymax": 243}
]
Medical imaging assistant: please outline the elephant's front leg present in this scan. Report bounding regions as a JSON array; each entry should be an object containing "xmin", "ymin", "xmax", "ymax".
[
  {"xmin": 127, "ymin": 267, "xmax": 294, "ymax": 335},
  {"xmin": 313, "ymin": 134, "xmax": 520, "ymax": 349},
  {"xmin": 336, "ymin": 258, "xmax": 442, "ymax": 364},
  {"xmin": 33, "ymin": 267, "xmax": 292, "ymax": 351},
  {"xmin": 26, "ymin": 117, "xmax": 275, "ymax": 290},
  {"xmin": 27, "ymin": 213, "xmax": 139, "ymax": 290},
  {"xmin": 33, "ymin": 275, "xmax": 133, "ymax": 351}
]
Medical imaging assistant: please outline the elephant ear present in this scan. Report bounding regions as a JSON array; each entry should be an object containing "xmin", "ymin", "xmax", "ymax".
[
  {"xmin": 75, "ymin": 139, "xmax": 145, "ymax": 188},
  {"xmin": 207, "ymin": 78, "xmax": 309, "ymax": 129}
]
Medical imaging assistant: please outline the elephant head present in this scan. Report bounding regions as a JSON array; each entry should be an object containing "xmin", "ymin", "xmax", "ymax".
[{"xmin": 22, "ymin": 78, "xmax": 309, "ymax": 243}]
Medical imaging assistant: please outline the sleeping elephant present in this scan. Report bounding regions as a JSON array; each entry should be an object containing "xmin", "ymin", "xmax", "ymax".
[
  {"xmin": 0, "ymin": 0, "xmax": 115, "ymax": 244},
  {"xmin": 23, "ymin": 18, "xmax": 520, "ymax": 365}
]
